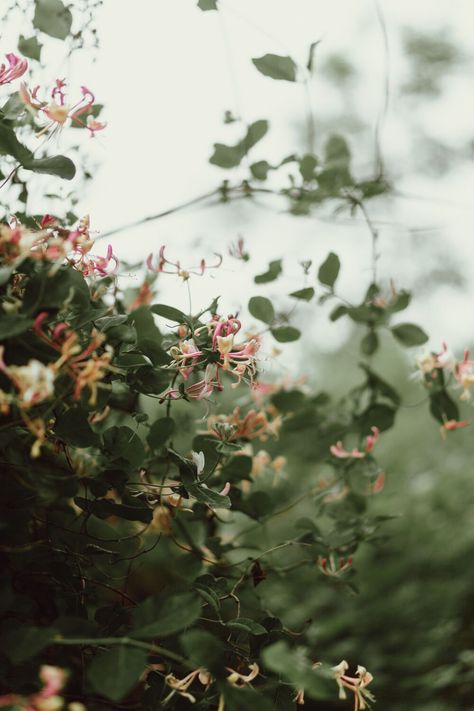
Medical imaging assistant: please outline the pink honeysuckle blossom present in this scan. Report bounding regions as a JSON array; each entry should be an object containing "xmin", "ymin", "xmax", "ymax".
[
  {"xmin": 0, "ymin": 664, "xmax": 67, "ymax": 710},
  {"xmin": 20, "ymin": 80, "xmax": 106, "ymax": 137},
  {"xmin": 168, "ymin": 338, "xmax": 203, "ymax": 379},
  {"xmin": 147, "ymin": 245, "xmax": 222, "ymax": 280},
  {"xmin": 0, "ymin": 52, "xmax": 28, "ymax": 85},
  {"xmin": 330, "ymin": 426, "xmax": 380, "ymax": 459},
  {"xmin": 440, "ymin": 418, "xmax": 470, "ymax": 439},
  {"xmin": 72, "ymin": 243, "xmax": 119, "ymax": 278}
]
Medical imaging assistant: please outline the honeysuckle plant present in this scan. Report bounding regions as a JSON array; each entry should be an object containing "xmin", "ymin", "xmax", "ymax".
[{"xmin": 0, "ymin": 3, "xmax": 471, "ymax": 710}]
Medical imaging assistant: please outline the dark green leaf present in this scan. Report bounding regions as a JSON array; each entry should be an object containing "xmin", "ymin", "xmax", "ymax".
[
  {"xmin": 151, "ymin": 303, "xmax": 188, "ymax": 323},
  {"xmin": 132, "ymin": 591, "xmax": 201, "ymax": 638},
  {"xmin": 87, "ymin": 646, "xmax": 148, "ymax": 702},
  {"xmin": 262, "ymin": 641, "xmax": 332, "ymax": 700},
  {"xmin": 18, "ymin": 35, "xmax": 42, "ymax": 61},
  {"xmin": 361, "ymin": 331, "xmax": 379, "ymax": 355},
  {"xmin": 210, "ymin": 121, "xmax": 268, "ymax": 169},
  {"xmin": 0, "ymin": 625, "xmax": 58, "ymax": 663},
  {"xmin": 430, "ymin": 391, "xmax": 459, "ymax": 424},
  {"xmin": 358, "ymin": 403, "xmax": 396, "ymax": 433},
  {"xmin": 0, "ymin": 315, "xmax": 32, "ymax": 339},
  {"xmin": 391, "ymin": 323, "xmax": 429, "ymax": 347},
  {"xmin": 250, "ymin": 160, "xmax": 272, "ymax": 180},
  {"xmin": 318, "ymin": 252, "xmax": 340, "ymax": 288},
  {"xmin": 147, "ymin": 417, "xmax": 175, "ymax": 450},
  {"xmin": 254, "ymin": 259, "xmax": 282, "ymax": 284},
  {"xmin": 248, "ymin": 296, "xmax": 275, "ymax": 324},
  {"xmin": 299, "ymin": 154, "xmax": 318, "ymax": 181},
  {"xmin": 252, "ymin": 54, "xmax": 297, "ymax": 81},
  {"xmin": 103, "ymin": 426, "xmax": 145, "ymax": 468},
  {"xmin": 226, "ymin": 618, "xmax": 267, "ymax": 635},
  {"xmin": 180, "ymin": 629, "xmax": 224, "ymax": 669},
  {"xmin": 33, "ymin": 0, "xmax": 73, "ymax": 40},
  {"xmin": 22, "ymin": 155, "xmax": 76, "ymax": 180},
  {"xmin": 197, "ymin": 0, "xmax": 218, "ymax": 9},
  {"xmin": 55, "ymin": 407, "xmax": 101, "ymax": 448},
  {"xmin": 271, "ymin": 326, "xmax": 301, "ymax": 342},
  {"xmin": 289, "ymin": 287, "xmax": 315, "ymax": 301}
]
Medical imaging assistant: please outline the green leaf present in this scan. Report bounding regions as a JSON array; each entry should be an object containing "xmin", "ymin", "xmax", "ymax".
[
  {"xmin": 271, "ymin": 326, "xmax": 301, "ymax": 342},
  {"xmin": 180, "ymin": 629, "xmax": 224, "ymax": 669},
  {"xmin": 248, "ymin": 296, "xmax": 275, "ymax": 324},
  {"xmin": 132, "ymin": 591, "xmax": 201, "ymax": 638},
  {"xmin": 391, "ymin": 323, "xmax": 429, "ymax": 347},
  {"xmin": 22, "ymin": 155, "xmax": 76, "ymax": 180},
  {"xmin": 358, "ymin": 403, "xmax": 396, "ymax": 433},
  {"xmin": 0, "ymin": 625, "xmax": 58, "ymax": 663},
  {"xmin": 33, "ymin": 0, "xmax": 73, "ymax": 40},
  {"xmin": 250, "ymin": 160, "xmax": 272, "ymax": 180},
  {"xmin": 170, "ymin": 449, "xmax": 231, "ymax": 509},
  {"xmin": 147, "ymin": 417, "xmax": 175, "ymax": 450},
  {"xmin": 197, "ymin": 0, "xmax": 218, "ymax": 9},
  {"xmin": 361, "ymin": 331, "xmax": 379, "ymax": 356},
  {"xmin": 299, "ymin": 154, "xmax": 318, "ymax": 181},
  {"xmin": 330, "ymin": 304, "xmax": 347, "ymax": 321},
  {"xmin": 0, "ymin": 119, "xmax": 31, "ymax": 163},
  {"xmin": 151, "ymin": 303, "xmax": 188, "ymax": 323},
  {"xmin": 254, "ymin": 259, "xmax": 282, "ymax": 284},
  {"xmin": 318, "ymin": 252, "xmax": 340, "ymax": 288},
  {"xmin": 0, "ymin": 315, "xmax": 32, "ymax": 339},
  {"xmin": 262, "ymin": 641, "xmax": 332, "ymax": 700},
  {"xmin": 210, "ymin": 120, "xmax": 268, "ymax": 169},
  {"xmin": 429, "ymin": 390, "xmax": 459, "ymax": 424},
  {"xmin": 289, "ymin": 287, "xmax": 315, "ymax": 301},
  {"xmin": 252, "ymin": 54, "xmax": 297, "ymax": 81},
  {"xmin": 18, "ymin": 35, "xmax": 42, "ymax": 61},
  {"xmin": 222, "ymin": 686, "xmax": 276, "ymax": 711},
  {"xmin": 226, "ymin": 618, "xmax": 267, "ymax": 635},
  {"xmin": 1, "ymin": 92, "xmax": 25, "ymax": 120},
  {"xmin": 87, "ymin": 646, "xmax": 148, "ymax": 702},
  {"xmin": 55, "ymin": 407, "xmax": 101, "ymax": 448},
  {"xmin": 103, "ymin": 426, "xmax": 145, "ymax": 468}
]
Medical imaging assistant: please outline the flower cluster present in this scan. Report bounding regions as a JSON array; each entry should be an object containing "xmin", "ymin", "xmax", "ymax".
[
  {"xmin": 207, "ymin": 405, "xmax": 282, "ymax": 442},
  {"xmin": 332, "ymin": 661, "xmax": 375, "ymax": 711},
  {"xmin": 165, "ymin": 663, "xmax": 259, "ymax": 704},
  {"xmin": 164, "ymin": 316, "xmax": 260, "ymax": 400},
  {"xmin": 0, "ymin": 52, "xmax": 28, "ymax": 86},
  {"xmin": 417, "ymin": 342, "xmax": 474, "ymax": 402},
  {"xmin": 20, "ymin": 78, "xmax": 106, "ymax": 137},
  {"xmin": 330, "ymin": 426, "xmax": 380, "ymax": 459},
  {"xmin": 0, "ymin": 665, "xmax": 71, "ymax": 711},
  {"xmin": 0, "ymin": 215, "xmax": 118, "ymax": 278}
]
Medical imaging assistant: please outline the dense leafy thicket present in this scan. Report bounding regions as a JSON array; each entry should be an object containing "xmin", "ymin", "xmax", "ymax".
[{"xmin": 0, "ymin": 2, "xmax": 473, "ymax": 710}]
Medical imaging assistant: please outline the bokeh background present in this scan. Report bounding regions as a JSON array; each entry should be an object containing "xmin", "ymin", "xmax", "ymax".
[{"xmin": 4, "ymin": 1, "xmax": 474, "ymax": 708}]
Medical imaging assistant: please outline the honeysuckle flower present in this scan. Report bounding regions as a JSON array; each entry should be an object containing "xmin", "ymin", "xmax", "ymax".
[
  {"xmin": 20, "ymin": 80, "xmax": 106, "ymax": 137},
  {"xmin": 228, "ymin": 236, "xmax": 249, "ymax": 261},
  {"xmin": 226, "ymin": 662, "xmax": 259, "ymax": 687},
  {"xmin": 318, "ymin": 553, "xmax": 353, "ymax": 578},
  {"xmin": 72, "ymin": 243, "xmax": 119, "ymax": 278},
  {"xmin": 147, "ymin": 245, "xmax": 222, "ymax": 280},
  {"xmin": 165, "ymin": 667, "xmax": 211, "ymax": 702},
  {"xmin": 0, "ymin": 52, "xmax": 28, "ymax": 85},
  {"xmin": 332, "ymin": 661, "xmax": 375, "ymax": 711},
  {"xmin": 0, "ymin": 347, "xmax": 55, "ymax": 409},
  {"xmin": 0, "ymin": 665, "xmax": 67, "ymax": 710},
  {"xmin": 128, "ymin": 280, "xmax": 153, "ymax": 311},
  {"xmin": 207, "ymin": 406, "xmax": 281, "ymax": 442},
  {"xmin": 330, "ymin": 427, "xmax": 380, "ymax": 459},
  {"xmin": 440, "ymin": 418, "xmax": 470, "ymax": 439},
  {"xmin": 168, "ymin": 339, "xmax": 203, "ymax": 379},
  {"xmin": 191, "ymin": 450, "xmax": 205, "ymax": 476},
  {"xmin": 454, "ymin": 349, "xmax": 474, "ymax": 400}
]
